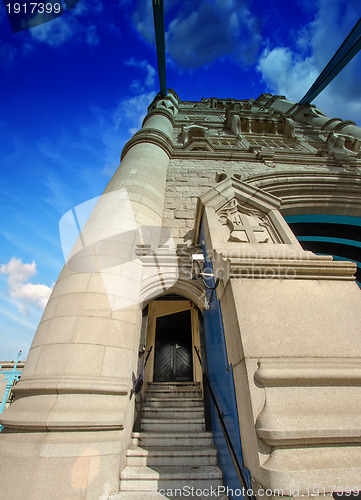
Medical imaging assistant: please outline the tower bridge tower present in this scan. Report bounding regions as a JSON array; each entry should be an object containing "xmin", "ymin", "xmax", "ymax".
[{"xmin": 1, "ymin": 90, "xmax": 361, "ymax": 499}]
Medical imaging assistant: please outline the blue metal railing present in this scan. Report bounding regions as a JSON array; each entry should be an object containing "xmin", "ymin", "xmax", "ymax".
[
  {"xmin": 0, "ymin": 350, "xmax": 23, "ymax": 431},
  {"xmin": 194, "ymin": 346, "xmax": 254, "ymax": 500}
]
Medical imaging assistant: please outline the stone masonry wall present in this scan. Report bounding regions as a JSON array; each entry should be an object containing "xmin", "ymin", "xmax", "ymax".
[{"xmin": 163, "ymin": 157, "xmax": 348, "ymax": 243}]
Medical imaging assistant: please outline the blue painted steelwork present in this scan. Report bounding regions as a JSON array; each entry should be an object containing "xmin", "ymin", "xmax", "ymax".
[
  {"xmin": 299, "ymin": 17, "xmax": 361, "ymax": 105},
  {"xmin": 284, "ymin": 214, "xmax": 361, "ymax": 287},
  {"xmin": 297, "ymin": 236, "xmax": 361, "ymax": 248},
  {"xmin": 0, "ymin": 350, "xmax": 23, "ymax": 432},
  {"xmin": 199, "ymin": 225, "xmax": 251, "ymax": 500},
  {"xmin": 152, "ymin": 0, "xmax": 167, "ymax": 97},
  {"xmin": 285, "ymin": 215, "xmax": 361, "ymax": 226}
]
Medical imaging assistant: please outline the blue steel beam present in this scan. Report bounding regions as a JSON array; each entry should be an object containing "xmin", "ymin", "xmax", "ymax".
[
  {"xmin": 152, "ymin": 0, "xmax": 167, "ymax": 96},
  {"xmin": 299, "ymin": 17, "xmax": 361, "ymax": 105}
]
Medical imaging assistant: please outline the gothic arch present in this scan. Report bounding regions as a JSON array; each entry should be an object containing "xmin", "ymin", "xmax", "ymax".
[
  {"xmin": 244, "ymin": 171, "xmax": 361, "ymax": 284},
  {"xmin": 244, "ymin": 172, "xmax": 361, "ymax": 217},
  {"xmin": 141, "ymin": 277, "xmax": 206, "ymax": 310}
]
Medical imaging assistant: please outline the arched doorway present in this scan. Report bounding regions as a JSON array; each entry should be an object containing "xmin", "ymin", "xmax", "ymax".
[
  {"xmin": 153, "ymin": 309, "xmax": 193, "ymax": 382},
  {"xmin": 143, "ymin": 297, "xmax": 202, "ymax": 386}
]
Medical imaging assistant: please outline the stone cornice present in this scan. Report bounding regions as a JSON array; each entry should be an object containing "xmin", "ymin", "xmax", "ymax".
[
  {"xmin": 226, "ymin": 256, "xmax": 356, "ymax": 280},
  {"xmin": 255, "ymin": 358, "xmax": 361, "ymax": 446},
  {"xmin": 121, "ymin": 128, "xmax": 173, "ymax": 160},
  {"xmin": 171, "ymin": 147, "xmax": 361, "ymax": 166},
  {"xmin": 11, "ymin": 375, "xmax": 129, "ymax": 396},
  {"xmin": 1, "ymin": 419, "xmax": 124, "ymax": 431},
  {"xmin": 142, "ymin": 106, "xmax": 176, "ymax": 128},
  {"xmin": 256, "ymin": 358, "xmax": 361, "ymax": 387}
]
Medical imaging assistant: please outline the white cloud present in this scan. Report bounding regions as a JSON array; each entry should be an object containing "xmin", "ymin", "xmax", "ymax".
[
  {"xmin": 132, "ymin": 0, "xmax": 261, "ymax": 68},
  {"xmin": 1, "ymin": 257, "xmax": 53, "ymax": 315},
  {"xmin": 257, "ymin": 47, "xmax": 318, "ymax": 102},
  {"xmin": 256, "ymin": 0, "xmax": 361, "ymax": 125},
  {"xmin": 114, "ymin": 90, "xmax": 156, "ymax": 135},
  {"xmin": 30, "ymin": 16, "xmax": 76, "ymax": 46},
  {"xmin": 28, "ymin": 0, "xmax": 101, "ymax": 47},
  {"xmin": 113, "ymin": 59, "xmax": 157, "ymax": 135},
  {"xmin": 125, "ymin": 58, "xmax": 157, "ymax": 91},
  {"xmin": 43, "ymin": 174, "xmax": 77, "ymax": 214},
  {"xmin": 83, "ymin": 56, "xmax": 157, "ymax": 180}
]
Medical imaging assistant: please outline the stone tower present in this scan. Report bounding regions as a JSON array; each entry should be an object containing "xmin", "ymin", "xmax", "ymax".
[{"xmin": 1, "ymin": 90, "xmax": 361, "ymax": 499}]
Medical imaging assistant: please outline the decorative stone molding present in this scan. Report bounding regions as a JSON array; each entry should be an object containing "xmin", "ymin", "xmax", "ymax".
[
  {"xmin": 326, "ymin": 130, "xmax": 361, "ymax": 156},
  {"xmin": 193, "ymin": 176, "xmax": 357, "ymax": 294},
  {"xmin": 147, "ymin": 91, "xmax": 180, "ymax": 118},
  {"xmin": 121, "ymin": 129, "xmax": 173, "ymax": 160},
  {"xmin": 255, "ymin": 358, "xmax": 361, "ymax": 387},
  {"xmin": 255, "ymin": 358, "xmax": 361, "ymax": 446},
  {"xmin": 245, "ymin": 171, "xmax": 361, "ymax": 216},
  {"xmin": 215, "ymin": 254, "xmax": 355, "ymax": 280},
  {"xmin": 182, "ymin": 124, "xmax": 209, "ymax": 143},
  {"xmin": 194, "ymin": 175, "xmax": 303, "ymax": 249},
  {"xmin": 217, "ymin": 198, "xmax": 281, "ymax": 244}
]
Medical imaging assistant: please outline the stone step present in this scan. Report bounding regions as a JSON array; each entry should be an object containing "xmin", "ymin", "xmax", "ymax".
[
  {"xmin": 148, "ymin": 382, "xmax": 201, "ymax": 388},
  {"xmin": 146, "ymin": 383, "xmax": 201, "ymax": 393},
  {"xmin": 120, "ymin": 465, "xmax": 223, "ymax": 491},
  {"xmin": 117, "ymin": 382, "xmax": 225, "ymax": 498},
  {"xmin": 131, "ymin": 432, "xmax": 214, "ymax": 448},
  {"xmin": 147, "ymin": 383, "xmax": 201, "ymax": 390},
  {"xmin": 145, "ymin": 389, "xmax": 202, "ymax": 399},
  {"xmin": 142, "ymin": 407, "xmax": 204, "ymax": 419},
  {"xmin": 144, "ymin": 397, "xmax": 203, "ymax": 408},
  {"xmin": 126, "ymin": 446, "xmax": 218, "ymax": 466},
  {"xmin": 141, "ymin": 419, "xmax": 205, "ymax": 432}
]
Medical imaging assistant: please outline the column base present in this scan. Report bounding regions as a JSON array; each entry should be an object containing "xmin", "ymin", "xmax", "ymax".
[{"xmin": 0, "ymin": 428, "xmax": 126, "ymax": 499}]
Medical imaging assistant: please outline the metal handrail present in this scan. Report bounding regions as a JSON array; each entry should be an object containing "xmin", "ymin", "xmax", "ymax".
[
  {"xmin": 194, "ymin": 347, "xmax": 255, "ymax": 500},
  {"xmin": 144, "ymin": 346, "xmax": 153, "ymax": 368}
]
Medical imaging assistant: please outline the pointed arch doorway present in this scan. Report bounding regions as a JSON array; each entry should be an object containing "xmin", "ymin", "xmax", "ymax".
[
  {"xmin": 154, "ymin": 310, "xmax": 192, "ymax": 382},
  {"xmin": 143, "ymin": 298, "xmax": 202, "ymax": 385}
]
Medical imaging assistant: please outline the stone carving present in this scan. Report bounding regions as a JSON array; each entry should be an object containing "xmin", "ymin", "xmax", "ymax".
[
  {"xmin": 217, "ymin": 199, "xmax": 279, "ymax": 243},
  {"xmin": 148, "ymin": 94, "xmax": 179, "ymax": 118},
  {"xmin": 182, "ymin": 124, "xmax": 208, "ymax": 143}
]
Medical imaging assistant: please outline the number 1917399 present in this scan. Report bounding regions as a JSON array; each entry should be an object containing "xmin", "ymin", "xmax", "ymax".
[{"xmin": 5, "ymin": 3, "xmax": 61, "ymax": 14}]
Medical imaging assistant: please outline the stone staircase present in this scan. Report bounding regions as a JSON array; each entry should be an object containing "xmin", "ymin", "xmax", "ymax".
[{"xmin": 110, "ymin": 382, "xmax": 227, "ymax": 499}]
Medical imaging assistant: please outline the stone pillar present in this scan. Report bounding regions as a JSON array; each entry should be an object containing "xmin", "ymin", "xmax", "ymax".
[{"xmin": 0, "ymin": 92, "xmax": 178, "ymax": 499}]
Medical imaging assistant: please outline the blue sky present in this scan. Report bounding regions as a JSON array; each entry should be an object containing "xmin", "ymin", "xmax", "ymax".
[{"xmin": 0, "ymin": 0, "xmax": 361, "ymax": 361}]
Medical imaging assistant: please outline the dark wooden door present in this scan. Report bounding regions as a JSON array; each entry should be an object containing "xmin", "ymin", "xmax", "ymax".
[{"xmin": 153, "ymin": 310, "xmax": 193, "ymax": 382}]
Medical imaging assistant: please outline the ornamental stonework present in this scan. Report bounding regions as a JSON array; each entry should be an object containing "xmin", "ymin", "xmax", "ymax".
[{"xmin": 217, "ymin": 198, "xmax": 280, "ymax": 244}]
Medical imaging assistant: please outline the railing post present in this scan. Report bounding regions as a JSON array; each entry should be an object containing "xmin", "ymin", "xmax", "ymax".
[{"xmin": 0, "ymin": 350, "xmax": 22, "ymax": 431}]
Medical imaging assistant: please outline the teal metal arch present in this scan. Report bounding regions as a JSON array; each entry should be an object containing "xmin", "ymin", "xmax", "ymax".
[{"xmin": 285, "ymin": 214, "xmax": 361, "ymax": 287}]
